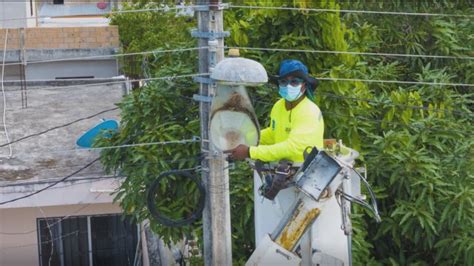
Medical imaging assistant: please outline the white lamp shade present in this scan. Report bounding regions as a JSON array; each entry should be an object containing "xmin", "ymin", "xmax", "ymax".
[{"xmin": 210, "ymin": 110, "xmax": 259, "ymax": 151}]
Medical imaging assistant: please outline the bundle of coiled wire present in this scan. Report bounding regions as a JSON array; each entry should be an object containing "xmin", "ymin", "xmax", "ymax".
[{"xmin": 146, "ymin": 169, "xmax": 206, "ymax": 227}]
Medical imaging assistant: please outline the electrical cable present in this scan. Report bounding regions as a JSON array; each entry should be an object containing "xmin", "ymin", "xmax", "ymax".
[
  {"xmin": 0, "ymin": 204, "xmax": 91, "ymax": 235},
  {"xmin": 0, "ymin": 176, "xmax": 120, "ymax": 193},
  {"xmin": 60, "ymin": 138, "xmax": 201, "ymax": 152},
  {"xmin": 3, "ymin": 43, "xmax": 471, "ymax": 68},
  {"xmin": 323, "ymin": 112, "xmax": 470, "ymax": 135},
  {"xmin": 349, "ymin": 169, "xmax": 381, "ymax": 222},
  {"xmin": 4, "ymin": 70, "xmax": 472, "ymax": 101},
  {"xmin": 0, "ymin": 175, "xmax": 115, "ymax": 188},
  {"xmin": 0, "ymin": 88, "xmax": 197, "ymax": 153},
  {"xmin": 146, "ymin": 169, "xmax": 205, "ymax": 227},
  {"xmin": 1, "ymin": 229, "xmax": 138, "ymax": 252},
  {"xmin": 132, "ymin": 225, "xmax": 142, "ymax": 266},
  {"xmin": 1, "ymin": 28, "xmax": 12, "ymax": 158},
  {"xmin": 0, "ymin": 107, "xmax": 118, "ymax": 148},
  {"xmin": 229, "ymin": 4, "xmax": 474, "ymax": 18},
  {"xmin": 0, "ymin": 157, "xmax": 100, "ymax": 205},
  {"xmin": 0, "ymin": 230, "xmax": 80, "ymax": 251},
  {"xmin": 254, "ymin": 92, "xmax": 473, "ymax": 120},
  {"xmin": 0, "ymin": 4, "xmax": 471, "ymax": 25},
  {"xmin": 0, "ymin": 156, "xmax": 202, "ymax": 187},
  {"xmin": 337, "ymin": 190, "xmax": 377, "ymax": 215},
  {"xmin": 227, "ymin": 46, "xmax": 474, "ymax": 61},
  {"xmin": 37, "ymin": 206, "xmax": 54, "ymax": 266},
  {"xmin": 0, "ymin": 155, "xmax": 202, "ymax": 205},
  {"xmin": 42, "ymin": 136, "xmax": 201, "ymax": 153},
  {"xmin": 0, "ymin": 191, "xmax": 109, "ymax": 236},
  {"xmin": 319, "ymin": 92, "xmax": 473, "ymax": 117},
  {"xmin": 317, "ymin": 76, "xmax": 474, "ymax": 88},
  {"xmin": 0, "ymin": 6, "xmax": 186, "ymax": 23},
  {"xmin": 3, "ymin": 47, "xmax": 206, "ymax": 67},
  {"xmin": 3, "ymin": 73, "xmax": 210, "ymax": 93},
  {"xmin": 26, "ymin": 137, "xmax": 201, "ymax": 155},
  {"xmin": 253, "ymin": 98, "xmax": 471, "ymax": 136}
]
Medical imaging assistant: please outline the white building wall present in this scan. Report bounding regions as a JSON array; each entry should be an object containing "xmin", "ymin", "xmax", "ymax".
[
  {"xmin": 27, "ymin": 0, "xmax": 38, "ymax": 28},
  {"xmin": 0, "ymin": 203, "xmax": 122, "ymax": 266},
  {"xmin": 0, "ymin": 175, "xmax": 123, "ymax": 265},
  {"xmin": 0, "ymin": 1, "xmax": 30, "ymax": 28},
  {"xmin": 26, "ymin": 59, "xmax": 119, "ymax": 80}
]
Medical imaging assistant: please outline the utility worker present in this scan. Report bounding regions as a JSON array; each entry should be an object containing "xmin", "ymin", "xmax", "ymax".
[
  {"xmin": 226, "ymin": 59, "xmax": 324, "ymax": 162},
  {"xmin": 225, "ymin": 59, "xmax": 325, "ymax": 247}
]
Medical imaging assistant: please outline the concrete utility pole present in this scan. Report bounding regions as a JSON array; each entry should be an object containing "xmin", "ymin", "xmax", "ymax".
[{"xmin": 195, "ymin": 0, "xmax": 232, "ymax": 265}]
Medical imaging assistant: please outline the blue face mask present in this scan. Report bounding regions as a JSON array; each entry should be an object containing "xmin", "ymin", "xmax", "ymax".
[{"xmin": 279, "ymin": 84, "xmax": 303, "ymax": 102}]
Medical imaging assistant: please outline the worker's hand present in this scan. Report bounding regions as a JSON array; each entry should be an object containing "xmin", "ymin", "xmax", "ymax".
[{"xmin": 224, "ymin": 144, "xmax": 250, "ymax": 161}]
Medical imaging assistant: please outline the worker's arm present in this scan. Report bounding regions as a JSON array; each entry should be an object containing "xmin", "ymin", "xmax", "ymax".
[
  {"xmin": 249, "ymin": 111, "xmax": 323, "ymax": 162},
  {"xmin": 259, "ymin": 127, "xmax": 274, "ymax": 145}
]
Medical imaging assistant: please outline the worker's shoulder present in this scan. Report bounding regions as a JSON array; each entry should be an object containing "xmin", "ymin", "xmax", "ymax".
[
  {"xmin": 271, "ymin": 98, "xmax": 286, "ymax": 111},
  {"xmin": 299, "ymin": 97, "xmax": 322, "ymax": 115}
]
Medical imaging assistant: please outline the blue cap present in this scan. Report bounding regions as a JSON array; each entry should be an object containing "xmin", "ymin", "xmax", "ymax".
[
  {"xmin": 276, "ymin": 59, "xmax": 318, "ymax": 100},
  {"xmin": 279, "ymin": 59, "xmax": 309, "ymax": 78}
]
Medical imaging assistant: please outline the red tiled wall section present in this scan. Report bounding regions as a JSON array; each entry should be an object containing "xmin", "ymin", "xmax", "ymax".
[{"xmin": 0, "ymin": 26, "xmax": 120, "ymax": 49}]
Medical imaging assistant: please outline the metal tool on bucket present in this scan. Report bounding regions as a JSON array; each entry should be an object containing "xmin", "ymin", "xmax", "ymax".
[{"xmin": 247, "ymin": 143, "xmax": 380, "ymax": 266}]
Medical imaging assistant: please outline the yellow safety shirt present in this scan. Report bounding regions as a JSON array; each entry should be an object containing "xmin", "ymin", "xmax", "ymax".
[{"xmin": 249, "ymin": 97, "xmax": 324, "ymax": 163}]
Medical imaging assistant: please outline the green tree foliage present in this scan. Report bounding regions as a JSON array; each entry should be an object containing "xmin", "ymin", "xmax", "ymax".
[
  {"xmin": 338, "ymin": 1, "xmax": 474, "ymax": 264},
  {"xmin": 101, "ymin": 1, "xmax": 203, "ymax": 244},
  {"xmin": 100, "ymin": 0, "xmax": 473, "ymax": 264}
]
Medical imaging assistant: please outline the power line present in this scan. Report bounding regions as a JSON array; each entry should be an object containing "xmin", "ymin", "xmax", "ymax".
[
  {"xmin": 0, "ymin": 4, "xmax": 470, "ymax": 25},
  {"xmin": 0, "ymin": 6, "xmax": 185, "ymax": 23},
  {"xmin": 255, "ymin": 98, "xmax": 471, "ymax": 134},
  {"xmin": 0, "ymin": 113, "xmax": 199, "ymax": 155},
  {"xmin": 0, "ymin": 107, "xmax": 119, "ymax": 148},
  {"xmin": 0, "ymin": 156, "xmax": 202, "ymax": 192},
  {"xmin": 0, "ymin": 175, "xmax": 119, "ymax": 190},
  {"xmin": 229, "ymin": 4, "xmax": 474, "ymax": 18},
  {"xmin": 3, "ymin": 44, "xmax": 471, "ymax": 68},
  {"xmin": 319, "ymin": 92, "xmax": 473, "ymax": 117},
  {"xmin": 1, "ymin": 228, "xmax": 138, "ymax": 252},
  {"xmin": 5, "ymin": 72, "xmax": 471, "ymax": 100},
  {"xmin": 0, "ymin": 204, "xmax": 93, "ymax": 235},
  {"xmin": 3, "ymin": 73, "xmax": 210, "ymax": 93},
  {"xmin": 228, "ymin": 46, "xmax": 474, "ymax": 61},
  {"xmin": 0, "ymin": 156, "xmax": 202, "ymax": 184},
  {"xmin": 2, "ymin": 41, "xmax": 471, "ymax": 91},
  {"xmin": 254, "ymin": 90, "xmax": 473, "ymax": 118},
  {"xmin": 0, "ymin": 158, "xmax": 100, "ymax": 205},
  {"xmin": 47, "ymin": 138, "xmax": 200, "ymax": 153},
  {"xmin": 225, "ymin": 47, "xmax": 473, "ymax": 87},
  {"xmin": 0, "ymin": 230, "xmax": 80, "ymax": 251},
  {"xmin": 1, "ymin": 28, "xmax": 13, "ymax": 158},
  {"xmin": 323, "ymin": 112, "xmax": 470, "ymax": 135},
  {"xmin": 0, "ymin": 177, "xmax": 119, "ymax": 196},
  {"xmin": 3, "ymin": 71, "xmax": 472, "ymax": 101},
  {"xmin": 2, "ymin": 83, "xmax": 464, "ymax": 154},
  {"xmin": 2, "ymin": 47, "xmax": 206, "ymax": 67},
  {"xmin": 317, "ymin": 77, "xmax": 474, "ymax": 88}
]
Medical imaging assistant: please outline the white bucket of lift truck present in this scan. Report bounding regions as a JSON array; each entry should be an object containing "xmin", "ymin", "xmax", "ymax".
[{"xmin": 209, "ymin": 85, "xmax": 260, "ymax": 151}]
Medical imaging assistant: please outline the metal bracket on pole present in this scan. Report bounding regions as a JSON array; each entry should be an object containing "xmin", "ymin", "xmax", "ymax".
[
  {"xmin": 193, "ymin": 3, "xmax": 229, "ymax": 11},
  {"xmin": 193, "ymin": 94, "xmax": 213, "ymax": 103},
  {"xmin": 191, "ymin": 29, "xmax": 230, "ymax": 40},
  {"xmin": 193, "ymin": 76, "xmax": 214, "ymax": 84},
  {"xmin": 225, "ymin": 162, "xmax": 235, "ymax": 170}
]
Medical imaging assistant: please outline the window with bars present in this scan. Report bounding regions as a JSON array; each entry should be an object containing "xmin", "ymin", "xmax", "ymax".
[{"xmin": 37, "ymin": 214, "xmax": 140, "ymax": 266}]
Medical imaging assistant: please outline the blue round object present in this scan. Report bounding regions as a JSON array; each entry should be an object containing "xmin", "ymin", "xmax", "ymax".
[{"xmin": 76, "ymin": 120, "xmax": 119, "ymax": 148}]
